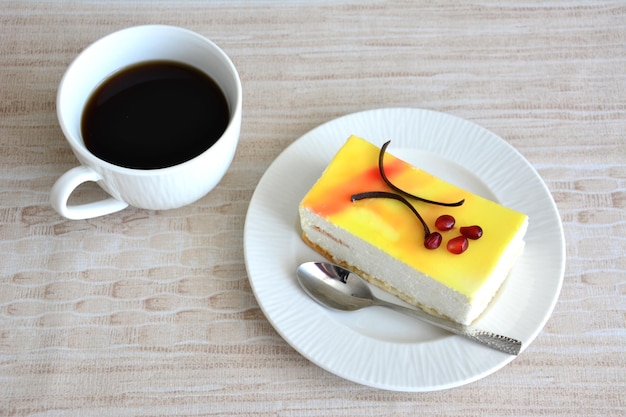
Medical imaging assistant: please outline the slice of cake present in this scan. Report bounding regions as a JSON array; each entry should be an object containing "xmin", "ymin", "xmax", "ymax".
[{"xmin": 299, "ymin": 135, "xmax": 528, "ymax": 325}]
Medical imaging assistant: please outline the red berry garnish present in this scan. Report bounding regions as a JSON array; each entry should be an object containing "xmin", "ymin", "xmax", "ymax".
[
  {"xmin": 460, "ymin": 225, "xmax": 483, "ymax": 240},
  {"xmin": 424, "ymin": 232, "xmax": 442, "ymax": 249},
  {"xmin": 435, "ymin": 214, "xmax": 455, "ymax": 231},
  {"xmin": 447, "ymin": 236, "xmax": 469, "ymax": 254}
]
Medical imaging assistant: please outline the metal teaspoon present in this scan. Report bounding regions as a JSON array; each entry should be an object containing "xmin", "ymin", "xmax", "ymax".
[{"xmin": 296, "ymin": 261, "xmax": 522, "ymax": 355}]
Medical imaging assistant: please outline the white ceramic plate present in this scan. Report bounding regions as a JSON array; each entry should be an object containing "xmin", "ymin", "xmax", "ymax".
[{"xmin": 243, "ymin": 108, "xmax": 565, "ymax": 391}]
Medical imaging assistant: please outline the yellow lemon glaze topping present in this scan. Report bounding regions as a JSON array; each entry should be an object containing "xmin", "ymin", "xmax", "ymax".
[{"xmin": 300, "ymin": 135, "xmax": 528, "ymax": 297}]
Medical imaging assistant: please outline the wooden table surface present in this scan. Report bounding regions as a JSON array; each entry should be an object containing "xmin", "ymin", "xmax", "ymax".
[{"xmin": 1, "ymin": 1, "xmax": 624, "ymax": 416}]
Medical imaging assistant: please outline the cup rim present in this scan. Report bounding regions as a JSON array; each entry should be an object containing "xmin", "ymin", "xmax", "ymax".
[{"xmin": 56, "ymin": 24, "xmax": 242, "ymax": 176}]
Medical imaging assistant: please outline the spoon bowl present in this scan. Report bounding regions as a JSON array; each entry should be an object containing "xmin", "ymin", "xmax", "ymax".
[
  {"xmin": 296, "ymin": 262, "xmax": 375, "ymax": 310},
  {"xmin": 296, "ymin": 261, "xmax": 522, "ymax": 355}
]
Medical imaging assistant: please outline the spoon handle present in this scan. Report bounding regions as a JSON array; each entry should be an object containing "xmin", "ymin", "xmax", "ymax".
[{"xmin": 375, "ymin": 299, "xmax": 522, "ymax": 355}]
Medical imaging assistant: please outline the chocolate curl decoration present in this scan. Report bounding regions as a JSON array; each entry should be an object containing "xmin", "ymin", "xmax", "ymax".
[
  {"xmin": 351, "ymin": 191, "xmax": 431, "ymax": 239},
  {"xmin": 378, "ymin": 140, "xmax": 464, "ymax": 207}
]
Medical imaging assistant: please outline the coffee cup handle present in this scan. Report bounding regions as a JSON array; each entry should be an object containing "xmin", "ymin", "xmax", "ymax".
[{"xmin": 51, "ymin": 165, "xmax": 129, "ymax": 220}]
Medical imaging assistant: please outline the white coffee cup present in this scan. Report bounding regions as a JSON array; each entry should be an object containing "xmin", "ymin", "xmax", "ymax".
[{"xmin": 51, "ymin": 25, "xmax": 242, "ymax": 220}]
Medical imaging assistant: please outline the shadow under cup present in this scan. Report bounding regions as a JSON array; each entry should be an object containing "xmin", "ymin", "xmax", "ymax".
[{"xmin": 54, "ymin": 25, "xmax": 242, "ymax": 218}]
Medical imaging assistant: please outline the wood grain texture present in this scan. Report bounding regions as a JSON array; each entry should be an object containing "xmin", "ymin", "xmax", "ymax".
[{"xmin": 0, "ymin": 1, "xmax": 624, "ymax": 416}]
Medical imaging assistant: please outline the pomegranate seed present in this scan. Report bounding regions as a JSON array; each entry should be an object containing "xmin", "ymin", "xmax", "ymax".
[
  {"xmin": 447, "ymin": 236, "xmax": 469, "ymax": 254},
  {"xmin": 435, "ymin": 214, "xmax": 455, "ymax": 231},
  {"xmin": 424, "ymin": 232, "xmax": 442, "ymax": 249},
  {"xmin": 460, "ymin": 225, "xmax": 483, "ymax": 240}
]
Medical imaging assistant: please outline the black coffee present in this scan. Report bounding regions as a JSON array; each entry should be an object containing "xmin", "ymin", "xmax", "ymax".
[{"xmin": 81, "ymin": 60, "xmax": 229, "ymax": 169}]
